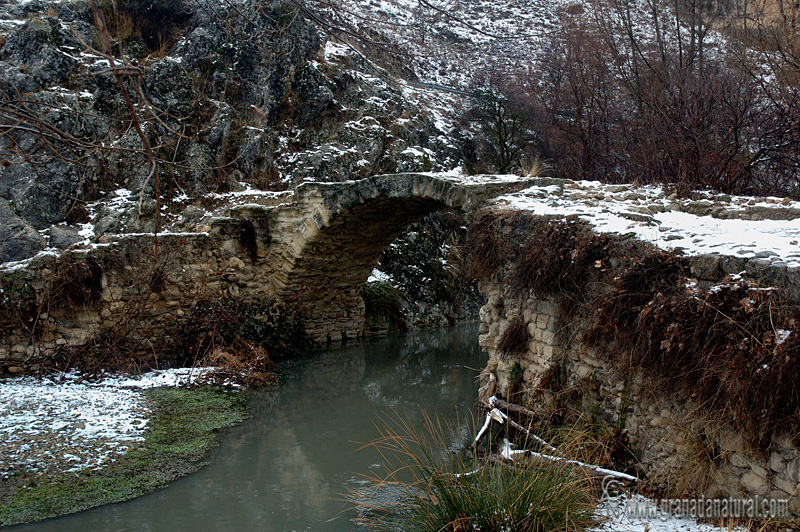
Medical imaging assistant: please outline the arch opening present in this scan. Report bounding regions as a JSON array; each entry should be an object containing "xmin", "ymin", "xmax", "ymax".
[{"xmin": 280, "ymin": 196, "xmax": 450, "ymax": 343}]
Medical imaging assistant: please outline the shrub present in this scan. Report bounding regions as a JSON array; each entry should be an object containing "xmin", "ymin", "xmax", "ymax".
[
  {"xmin": 184, "ymin": 297, "xmax": 316, "ymax": 363},
  {"xmin": 48, "ymin": 255, "xmax": 104, "ymax": 309},
  {"xmin": 465, "ymin": 210, "xmax": 533, "ymax": 282},
  {"xmin": 512, "ymin": 218, "xmax": 608, "ymax": 298},
  {"xmin": 100, "ymin": 0, "xmax": 191, "ymax": 51},
  {"xmin": 352, "ymin": 412, "xmax": 596, "ymax": 532},
  {"xmin": 362, "ymin": 281, "xmax": 408, "ymax": 332},
  {"xmin": 584, "ymin": 251, "xmax": 688, "ymax": 349}
]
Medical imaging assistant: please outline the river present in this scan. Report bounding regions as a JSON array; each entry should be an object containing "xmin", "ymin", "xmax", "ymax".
[{"xmin": 14, "ymin": 323, "xmax": 486, "ymax": 532}]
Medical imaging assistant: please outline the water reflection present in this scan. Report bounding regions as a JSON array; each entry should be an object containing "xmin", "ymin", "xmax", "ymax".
[{"xmin": 13, "ymin": 324, "xmax": 485, "ymax": 532}]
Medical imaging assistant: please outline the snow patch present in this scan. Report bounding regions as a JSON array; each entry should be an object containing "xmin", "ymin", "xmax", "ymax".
[
  {"xmin": 367, "ymin": 268, "xmax": 392, "ymax": 283},
  {"xmin": 494, "ymin": 181, "xmax": 800, "ymax": 266},
  {"xmin": 0, "ymin": 368, "xmax": 214, "ymax": 478}
]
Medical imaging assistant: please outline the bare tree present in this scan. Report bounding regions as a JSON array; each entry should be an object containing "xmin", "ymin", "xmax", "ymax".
[
  {"xmin": 463, "ymin": 69, "xmax": 539, "ymax": 175},
  {"xmin": 530, "ymin": 0, "xmax": 798, "ymax": 196}
]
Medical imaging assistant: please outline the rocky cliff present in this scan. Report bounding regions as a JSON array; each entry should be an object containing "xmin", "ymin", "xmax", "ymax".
[{"xmin": 0, "ymin": 0, "xmax": 464, "ymax": 264}]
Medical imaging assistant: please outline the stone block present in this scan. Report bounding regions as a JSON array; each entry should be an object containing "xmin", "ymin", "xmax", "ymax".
[
  {"xmin": 229, "ymin": 257, "xmax": 246, "ymax": 270},
  {"xmin": 749, "ymin": 463, "xmax": 768, "ymax": 479},
  {"xmin": 787, "ymin": 457, "xmax": 800, "ymax": 484},
  {"xmin": 541, "ymin": 330, "xmax": 557, "ymax": 345},
  {"xmin": 770, "ymin": 452, "xmax": 786, "ymax": 472},
  {"xmin": 689, "ymin": 254, "xmax": 723, "ymax": 281},
  {"xmin": 541, "ymin": 344, "xmax": 556, "ymax": 360},
  {"xmin": 538, "ymin": 300, "xmax": 556, "ymax": 315},
  {"xmin": 769, "ymin": 489, "xmax": 790, "ymax": 501},
  {"xmin": 773, "ymin": 476, "xmax": 796, "ymax": 495},
  {"xmin": 740, "ymin": 470, "xmax": 769, "ymax": 495},
  {"xmin": 536, "ymin": 314, "xmax": 548, "ymax": 329},
  {"xmin": 526, "ymin": 340, "xmax": 538, "ymax": 356},
  {"xmin": 790, "ymin": 497, "xmax": 800, "ymax": 516}
]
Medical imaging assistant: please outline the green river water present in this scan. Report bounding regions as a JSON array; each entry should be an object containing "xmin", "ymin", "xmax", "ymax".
[{"xmin": 15, "ymin": 323, "xmax": 486, "ymax": 532}]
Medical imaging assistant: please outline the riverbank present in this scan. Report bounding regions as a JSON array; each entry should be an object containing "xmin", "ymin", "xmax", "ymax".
[
  {"xmin": 0, "ymin": 370, "xmax": 247, "ymax": 526},
  {"xmin": 1, "ymin": 334, "xmax": 787, "ymax": 531}
]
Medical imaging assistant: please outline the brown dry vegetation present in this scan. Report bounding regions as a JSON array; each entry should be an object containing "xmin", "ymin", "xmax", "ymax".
[
  {"xmin": 464, "ymin": 0, "xmax": 800, "ymax": 198},
  {"xmin": 468, "ymin": 212, "xmax": 800, "ymax": 452},
  {"xmin": 497, "ymin": 314, "xmax": 529, "ymax": 357},
  {"xmin": 511, "ymin": 218, "xmax": 609, "ymax": 298},
  {"xmin": 587, "ymin": 272, "xmax": 800, "ymax": 453},
  {"xmin": 465, "ymin": 210, "xmax": 532, "ymax": 282}
]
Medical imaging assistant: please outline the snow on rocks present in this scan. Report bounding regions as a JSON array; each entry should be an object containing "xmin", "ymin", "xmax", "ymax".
[
  {"xmin": 0, "ymin": 368, "xmax": 209, "ymax": 480},
  {"xmin": 367, "ymin": 268, "xmax": 392, "ymax": 283}
]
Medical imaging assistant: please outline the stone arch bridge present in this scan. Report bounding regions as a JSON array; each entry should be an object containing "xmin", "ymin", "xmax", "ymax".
[
  {"xmin": 233, "ymin": 173, "xmax": 530, "ymax": 341},
  {"xmin": 0, "ymin": 173, "xmax": 532, "ymax": 369}
]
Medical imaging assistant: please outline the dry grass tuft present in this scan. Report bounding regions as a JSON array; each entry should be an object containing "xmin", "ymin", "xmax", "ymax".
[
  {"xmin": 351, "ymin": 410, "xmax": 597, "ymax": 532},
  {"xmin": 497, "ymin": 314, "xmax": 530, "ymax": 358},
  {"xmin": 193, "ymin": 345, "xmax": 277, "ymax": 388}
]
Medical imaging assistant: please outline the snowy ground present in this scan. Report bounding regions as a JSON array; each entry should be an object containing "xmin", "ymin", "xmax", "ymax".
[
  {"xmin": 0, "ymin": 368, "xmax": 210, "ymax": 480},
  {"xmin": 595, "ymin": 495, "xmax": 747, "ymax": 532}
]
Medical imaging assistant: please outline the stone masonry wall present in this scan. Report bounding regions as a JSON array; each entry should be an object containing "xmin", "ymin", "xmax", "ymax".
[
  {"xmin": 478, "ymin": 249, "xmax": 800, "ymax": 515},
  {"xmin": 0, "ymin": 215, "xmax": 275, "ymax": 374},
  {"xmin": 0, "ymin": 173, "xmax": 530, "ymax": 371}
]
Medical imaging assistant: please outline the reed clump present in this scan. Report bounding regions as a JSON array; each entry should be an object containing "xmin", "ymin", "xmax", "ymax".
[{"xmin": 351, "ymin": 411, "xmax": 596, "ymax": 532}]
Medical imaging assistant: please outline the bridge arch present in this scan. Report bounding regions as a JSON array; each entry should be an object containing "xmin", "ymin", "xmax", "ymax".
[{"xmin": 266, "ymin": 174, "xmax": 525, "ymax": 342}]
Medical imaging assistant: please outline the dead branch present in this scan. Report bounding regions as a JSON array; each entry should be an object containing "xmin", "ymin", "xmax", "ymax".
[{"xmin": 90, "ymin": 0, "xmax": 161, "ymax": 252}]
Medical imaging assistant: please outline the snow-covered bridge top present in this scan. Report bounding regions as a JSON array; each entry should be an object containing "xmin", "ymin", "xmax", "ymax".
[{"xmin": 491, "ymin": 177, "xmax": 800, "ymax": 269}]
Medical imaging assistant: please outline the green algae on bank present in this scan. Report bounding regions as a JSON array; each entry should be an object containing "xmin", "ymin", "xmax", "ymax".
[{"xmin": 0, "ymin": 387, "xmax": 247, "ymax": 526}]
